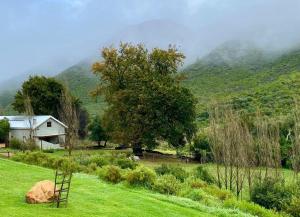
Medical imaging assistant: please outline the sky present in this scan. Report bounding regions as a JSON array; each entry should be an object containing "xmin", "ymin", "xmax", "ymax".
[{"xmin": 1, "ymin": 0, "xmax": 300, "ymax": 82}]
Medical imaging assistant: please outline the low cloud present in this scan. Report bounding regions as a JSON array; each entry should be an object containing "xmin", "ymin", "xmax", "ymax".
[{"xmin": 1, "ymin": 0, "xmax": 300, "ymax": 81}]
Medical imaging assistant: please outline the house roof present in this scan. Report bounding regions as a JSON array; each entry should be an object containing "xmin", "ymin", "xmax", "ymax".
[{"xmin": 0, "ymin": 115, "xmax": 67, "ymax": 130}]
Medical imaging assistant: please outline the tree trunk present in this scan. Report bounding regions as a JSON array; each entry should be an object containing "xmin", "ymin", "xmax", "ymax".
[{"xmin": 132, "ymin": 142, "xmax": 143, "ymax": 156}]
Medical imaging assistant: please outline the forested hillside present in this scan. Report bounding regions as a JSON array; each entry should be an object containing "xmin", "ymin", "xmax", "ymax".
[
  {"xmin": 183, "ymin": 42, "xmax": 300, "ymax": 123},
  {"xmin": 2, "ymin": 41, "xmax": 300, "ymax": 121},
  {"xmin": 55, "ymin": 61, "xmax": 106, "ymax": 116}
]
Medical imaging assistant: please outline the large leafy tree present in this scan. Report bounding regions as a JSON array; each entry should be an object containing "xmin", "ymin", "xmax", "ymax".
[
  {"xmin": 13, "ymin": 76, "xmax": 64, "ymax": 118},
  {"xmin": 92, "ymin": 43, "xmax": 197, "ymax": 154},
  {"xmin": 12, "ymin": 76, "xmax": 89, "ymax": 139}
]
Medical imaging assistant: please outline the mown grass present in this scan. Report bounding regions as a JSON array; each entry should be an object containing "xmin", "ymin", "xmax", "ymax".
[{"xmin": 0, "ymin": 158, "xmax": 262, "ymax": 217}]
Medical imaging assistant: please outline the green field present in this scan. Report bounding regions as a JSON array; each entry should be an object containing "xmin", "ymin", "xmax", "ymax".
[{"xmin": 0, "ymin": 158, "xmax": 262, "ymax": 217}]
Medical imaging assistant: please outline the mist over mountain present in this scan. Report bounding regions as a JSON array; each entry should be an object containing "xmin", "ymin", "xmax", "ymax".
[{"xmin": 2, "ymin": 0, "xmax": 300, "ymax": 84}]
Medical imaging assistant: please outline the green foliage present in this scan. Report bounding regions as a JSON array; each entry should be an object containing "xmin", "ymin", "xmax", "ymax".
[
  {"xmin": 12, "ymin": 151, "xmax": 80, "ymax": 173},
  {"xmin": 203, "ymin": 185, "xmax": 232, "ymax": 201},
  {"xmin": 56, "ymin": 62, "xmax": 104, "ymax": 116},
  {"xmin": 125, "ymin": 166, "xmax": 156, "ymax": 188},
  {"xmin": 93, "ymin": 43, "xmax": 197, "ymax": 152},
  {"xmin": 182, "ymin": 43, "xmax": 300, "ymax": 127},
  {"xmin": 184, "ymin": 189, "xmax": 206, "ymax": 202},
  {"xmin": 285, "ymin": 197, "xmax": 300, "ymax": 217},
  {"xmin": 250, "ymin": 178, "xmax": 292, "ymax": 211},
  {"xmin": 12, "ymin": 76, "xmax": 65, "ymax": 118},
  {"xmin": 0, "ymin": 119, "xmax": 9, "ymax": 143},
  {"xmin": 98, "ymin": 165, "xmax": 123, "ymax": 184},
  {"xmin": 154, "ymin": 164, "xmax": 188, "ymax": 182},
  {"xmin": 224, "ymin": 198, "xmax": 281, "ymax": 217},
  {"xmin": 9, "ymin": 139, "xmax": 38, "ymax": 151},
  {"xmin": 153, "ymin": 174, "xmax": 182, "ymax": 195},
  {"xmin": 54, "ymin": 157, "xmax": 79, "ymax": 174},
  {"xmin": 116, "ymin": 158, "xmax": 137, "ymax": 169},
  {"xmin": 193, "ymin": 165, "xmax": 216, "ymax": 184},
  {"xmin": 186, "ymin": 177, "xmax": 208, "ymax": 189},
  {"xmin": 21, "ymin": 139, "xmax": 38, "ymax": 151},
  {"xmin": 9, "ymin": 138, "xmax": 22, "ymax": 149},
  {"xmin": 90, "ymin": 155, "xmax": 109, "ymax": 167},
  {"xmin": 190, "ymin": 134, "xmax": 211, "ymax": 162},
  {"xmin": 88, "ymin": 115, "xmax": 108, "ymax": 145}
]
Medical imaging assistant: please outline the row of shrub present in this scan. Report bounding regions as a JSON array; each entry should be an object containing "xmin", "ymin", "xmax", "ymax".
[
  {"xmin": 12, "ymin": 151, "xmax": 80, "ymax": 173},
  {"xmin": 10, "ymin": 138, "xmax": 38, "ymax": 151},
  {"xmin": 97, "ymin": 164, "xmax": 283, "ymax": 217},
  {"xmin": 11, "ymin": 151, "xmax": 285, "ymax": 217},
  {"xmin": 250, "ymin": 177, "xmax": 300, "ymax": 217},
  {"xmin": 11, "ymin": 151, "xmax": 138, "ymax": 173}
]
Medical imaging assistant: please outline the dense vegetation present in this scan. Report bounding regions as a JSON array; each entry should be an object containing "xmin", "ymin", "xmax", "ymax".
[
  {"xmin": 183, "ymin": 42, "xmax": 300, "ymax": 123},
  {"xmin": 92, "ymin": 44, "xmax": 197, "ymax": 154}
]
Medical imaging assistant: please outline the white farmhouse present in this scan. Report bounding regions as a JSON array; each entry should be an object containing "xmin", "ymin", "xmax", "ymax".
[{"xmin": 0, "ymin": 115, "xmax": 67, "ymax": 150}]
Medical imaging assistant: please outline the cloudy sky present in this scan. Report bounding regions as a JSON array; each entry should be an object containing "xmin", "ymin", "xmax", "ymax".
[{"xmin": 1, "ymin": 0, "xmax": 300, "ymax": 81}]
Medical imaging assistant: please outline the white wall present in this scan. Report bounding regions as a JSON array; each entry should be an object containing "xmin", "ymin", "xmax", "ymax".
[
  {"xmin": 10, "ymin": 129, "xmax": 30, "ymax": 142},
  {"xmin": 35, "ymin": 118, "xmax": 65, "ymax": 137}
]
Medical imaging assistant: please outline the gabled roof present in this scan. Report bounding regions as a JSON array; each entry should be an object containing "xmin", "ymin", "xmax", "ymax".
[{"xmin": 0, "ymin": 115, "xmax": 67, "ymax": 130}]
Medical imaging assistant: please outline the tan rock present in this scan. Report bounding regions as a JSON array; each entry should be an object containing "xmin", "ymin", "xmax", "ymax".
[{"xmin": 26, "ymin": 180, "xmax": 56, "ymax": 204}]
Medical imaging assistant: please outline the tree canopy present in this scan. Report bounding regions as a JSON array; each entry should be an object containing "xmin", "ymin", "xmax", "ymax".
[
  {"xmin": 92, "ymin": 43, "xmax": 197, "ymax": 153},
  {"xmin": 12, "ymin": 76, "xmax": 64, "ymax": 118},
  {"xmin": 0, "ymin": 119, "xmax": 10, "ymax": 143},
  {"xmin": 89, "ymin": 115, "xmax": 108, "ymax": 146}
]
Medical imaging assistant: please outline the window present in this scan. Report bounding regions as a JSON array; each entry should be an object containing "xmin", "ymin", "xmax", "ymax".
[{"xmin": 47, "ymin": 121, "xmax": 52, "ymax": 127}]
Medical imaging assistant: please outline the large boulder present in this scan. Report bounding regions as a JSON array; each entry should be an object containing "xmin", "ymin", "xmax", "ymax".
[{"xmin": 26, "ymin": 180, "xmax": 56, "ymax": 204}]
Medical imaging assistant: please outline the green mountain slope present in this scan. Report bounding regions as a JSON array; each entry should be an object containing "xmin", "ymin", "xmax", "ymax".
[
  {"xmin": 2, "ymin": 41, "xmax": 300, "ymax": 122},
  {"xmin": 55, "ymin": 61, "xmax": 106, "ymax": 116},
  {"xmin": 183, "ymin": 42, "xmax": 300, "ymax": 123}
]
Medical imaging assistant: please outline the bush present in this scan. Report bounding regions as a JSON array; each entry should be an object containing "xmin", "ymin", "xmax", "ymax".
[
  {"xmin": 11, "ymin": 151, "xmax": 81, "ymax": 173},
  {"xmin": 90, "ymin": 155, "xmax": 109, "ymax": 167},
  {"xmin": 250, "ymin": 178, "xmax": 292, "ymax": 211},
  {"xmin": 99, "ymin": 165, "xmax": 123, "ymax": 184},
  {"xmin": 22, "ymin": 140, "xmax": 38, "ymax": 151},
  {"xmin": 186, "ymin": 177, "xmax": 208, "ymax": 189},
  {"xmin": 184, "ymin": 189, "xmax": 206, "ymax": 202},
  {"xmin": 286, "ymin": 197, "xmax": 300, "ymax": 217},
  {"xmin": 86, "ymin": 163, "xmax": 98, "ymax": 174},
  {"xmin": 155, "ymin": 164, "xmax": 188, "ymax": 182},
  {"xmin": 204, "ymin": 185, "xmax": 232, "ymax": 201},
  {"xmin": 153, "ymin": 174, "xmax": 182, "ymax": 195},
  {"xmin": 224, "ymin": 198, "xmax": 280, "ymax": 217},
  {"xmin": 126, "ymin": 166, "xmax": 156, "ymax": 188},
  {"xmin": 75, "ymin": 154, "xmax": 92, "ymax": 166},
  {"xmin": 10, "ymin": 138, "xmax": 22, "ymax": 149},
  {"xmin": 116, "ymin": 158, "xmax": 137, "ymax": 169},
  {"xmin": 54, "ymin": 157, "xmax": 79, "ymax": 174},
  {"xmin": 190, "ymin": 134, "xmax": 212, "ymax": 162},
  {"xmin": 193, "ymin": 166, "xmax": 216, "ymax": 184}
]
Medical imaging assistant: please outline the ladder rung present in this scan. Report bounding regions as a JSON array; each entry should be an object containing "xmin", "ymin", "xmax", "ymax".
[
  {"xmin": 58, "ymin": 198, "xmax": 68, "ymax": 202},
  {"xmin": 55, "ymin": 188, "xmax": 69, "ymax": 193},
  {"xmin": 55, "ymin": 181, "xmax": 71, "ymax": 185}
]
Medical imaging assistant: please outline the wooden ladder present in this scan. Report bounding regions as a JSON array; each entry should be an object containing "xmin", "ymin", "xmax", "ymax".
[{"xmin": 53, "ymin": 170, "xmax": 72, "ymax": 208}]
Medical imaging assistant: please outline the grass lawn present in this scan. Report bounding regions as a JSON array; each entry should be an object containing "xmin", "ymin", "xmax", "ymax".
[{"xmin": 0, "ymin": 158, "xmax": 254, "ymax": 217}]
